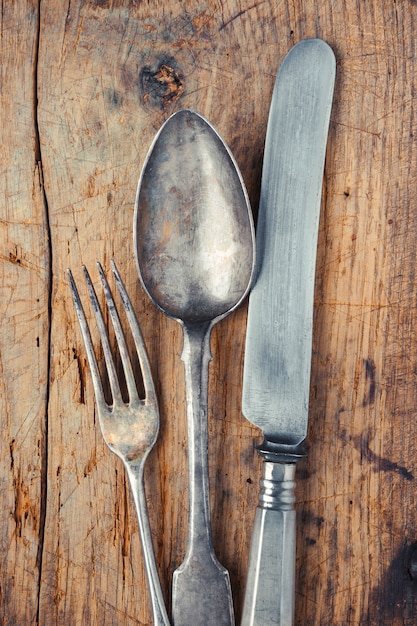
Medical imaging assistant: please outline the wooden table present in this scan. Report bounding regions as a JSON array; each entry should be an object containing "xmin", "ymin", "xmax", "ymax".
[{"xmin": 1, "ymin": 1, "xmax": 417, "ymax": 624}]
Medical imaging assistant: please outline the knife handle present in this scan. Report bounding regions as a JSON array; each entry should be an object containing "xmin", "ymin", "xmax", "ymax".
[{"xmin": 241, "ymin": 460, "xmax": 297, "ymax": 626}]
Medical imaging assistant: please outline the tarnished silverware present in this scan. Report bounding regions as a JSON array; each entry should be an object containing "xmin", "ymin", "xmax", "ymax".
[
  {"xmin": 134, "ymin": 109, "xmax": 255, "ymax": 626},
  {"xmin": 241, "ymin": 39, "xmax": 335, "ymax": 625},
  {"xmin": 68, "ymin": 261, "xmax": 170, "ymax": 626}
]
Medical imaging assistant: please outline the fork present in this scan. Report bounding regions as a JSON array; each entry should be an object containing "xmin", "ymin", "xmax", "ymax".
[{"xmin": 68, "ymin": 260, "xmax": 171, "ymax": 626}]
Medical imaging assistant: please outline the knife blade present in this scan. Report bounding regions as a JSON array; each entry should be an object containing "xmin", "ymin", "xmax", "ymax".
[{"xmin": 241, "ymin": 39, "xmax": 335, "ymax": 626}]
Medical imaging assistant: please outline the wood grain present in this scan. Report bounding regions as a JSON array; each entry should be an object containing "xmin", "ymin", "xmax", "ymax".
[
  {"xmin": 0, "ymin": 0, "xmax": 416, "ymax": 623},
  {"xmin": 0, "ymin": 2, "xmax": 50, "ymax": 624}
]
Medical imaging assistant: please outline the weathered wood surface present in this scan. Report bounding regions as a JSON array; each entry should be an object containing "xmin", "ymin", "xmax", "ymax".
[{"xmin": 1, "ymin": 1, "xmax": 417, "ymax": 624}]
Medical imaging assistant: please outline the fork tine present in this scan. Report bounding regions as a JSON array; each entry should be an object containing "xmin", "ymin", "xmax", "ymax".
[
  {"xmin": 96, "ymin": 262, "xmax": 139, "ymax": 405},
  {"xmin": 67, "ymin": 269, "xmax": 106, "ymax": 407},
  {"xmin": 111, "ymin": 259, "xmax": 157, "ymax": 405},
  {"xmin": 82, "ymin": 264, "xmax": 123, "ymax": 405}
]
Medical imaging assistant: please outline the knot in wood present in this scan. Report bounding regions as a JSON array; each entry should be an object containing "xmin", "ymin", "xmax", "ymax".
[{"xmin": 140, "ymin": 61, "xmax": 185, "ymax": 110}]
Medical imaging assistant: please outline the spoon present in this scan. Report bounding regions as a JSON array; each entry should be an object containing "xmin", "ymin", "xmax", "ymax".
[{"xmin": 134, "ymin": 109, "xmax": 255, "ymax": 626}]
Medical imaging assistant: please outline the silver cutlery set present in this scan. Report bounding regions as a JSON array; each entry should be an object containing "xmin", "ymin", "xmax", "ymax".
[{"xmin": 68, "ymin": 39, "xmax": 335, "ymax": 626}]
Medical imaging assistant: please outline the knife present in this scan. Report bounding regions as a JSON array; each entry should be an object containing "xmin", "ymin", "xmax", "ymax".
[{"xmin": 241, "ymin": 39, "xmax": 335, "ymax": 626}]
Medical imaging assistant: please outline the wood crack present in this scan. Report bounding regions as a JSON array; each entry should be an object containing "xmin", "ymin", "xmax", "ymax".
[
  {"xmin": 219, "ymin": 1, "xmax": 267, "ymax": 31},
  {"xmin": 33, "ymin": 2, "xmax": 53, "ymax": 623}
]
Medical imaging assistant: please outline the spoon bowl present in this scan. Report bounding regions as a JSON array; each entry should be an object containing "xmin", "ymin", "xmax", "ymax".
[
  {"xmin": 135, "ymin": 109, "xmax": 254, "ymax": 324},
  {"xmin": 135, "ymin": 109, "xmax": 255, "ymax": 626}
]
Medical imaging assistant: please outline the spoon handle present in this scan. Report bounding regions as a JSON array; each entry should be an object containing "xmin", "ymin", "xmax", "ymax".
[{"xmin": 172, "ymin": 322, "xmax": 235, "ymax": 626}]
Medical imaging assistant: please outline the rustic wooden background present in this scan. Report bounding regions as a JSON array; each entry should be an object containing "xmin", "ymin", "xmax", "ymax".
[{"xmin": 1, "ymin": 1, "xmax": 417, "ymax": 624}]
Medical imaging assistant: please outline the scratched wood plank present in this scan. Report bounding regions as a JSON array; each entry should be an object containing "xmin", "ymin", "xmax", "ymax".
[
  {"xmin": 303, "ymin": 3, "xmax": 417, "ymax": 624},
  {"xmin": 34, "ymin": 3, "xmax": 274, "ymax": 623},
  {"xmin": 0, "ymin": 0, "xmax": 411, "ymax": 624},
  {"xmin": 0, "ymin": 2, "xmax": 50, "ymax": 624}
]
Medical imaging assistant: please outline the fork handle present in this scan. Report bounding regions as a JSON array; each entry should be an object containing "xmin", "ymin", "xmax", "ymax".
[
  {"xmin": 241, "ymin": 460, "xmax": 297, "ymax": 626},
  {"xmin": 126, "ymin": 462, "xmax": 171, "ymax": 626}
]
